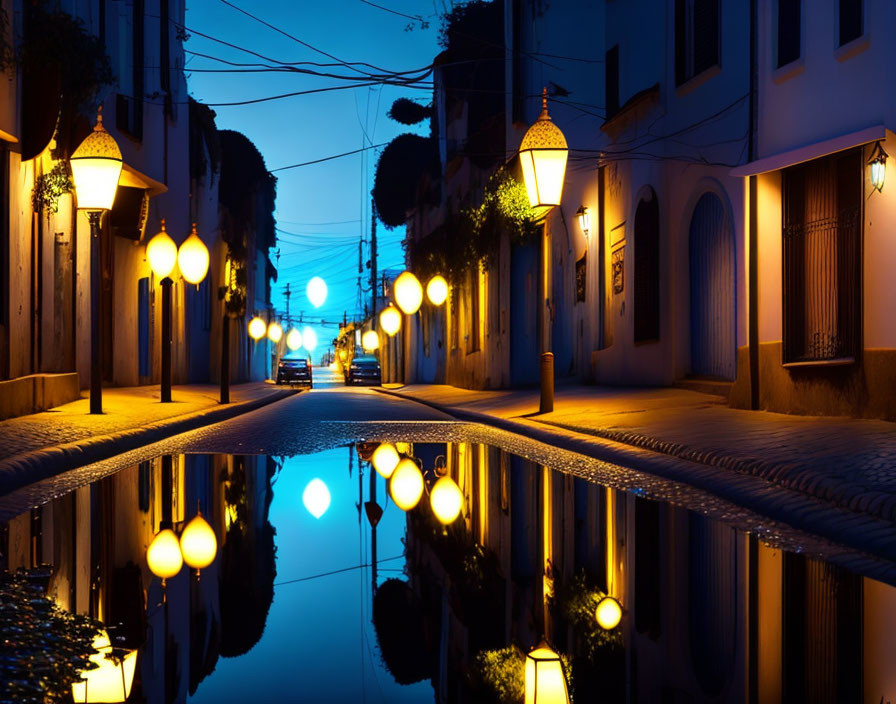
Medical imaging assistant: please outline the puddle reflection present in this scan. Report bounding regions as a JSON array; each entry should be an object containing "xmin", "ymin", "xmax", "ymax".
[{"xmin": 2, "ymin": 440, "xmax": 896, "ymax": 702}]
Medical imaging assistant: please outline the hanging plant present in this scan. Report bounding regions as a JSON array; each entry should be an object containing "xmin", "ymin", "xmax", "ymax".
[
  {"xmin": 219, "ymin": 250, "xmax": 247, "ymax": 319},
  {"xmin": 32, "ymin": 161, "xmax": 73, "ymax": 216}
]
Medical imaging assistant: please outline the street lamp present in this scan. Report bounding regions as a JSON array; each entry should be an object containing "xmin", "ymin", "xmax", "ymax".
[
  {"xmin": 393, "ymin": 271, "xmax": 423, "ymax": 315},
  {"xmin": 70, "ymin": 108, "xmax": 122, "ymax": 414},
  {"xmin": 519, "ymin": 88, "xmax": 569, "ymax": 211},
  {"xmin": 302, "ymin": 478, "xmax": 331, "ymax": 519},
  {"xmin": 177, "ymin": 223, "xmax": 209, "ymax": 286},
  {"xmin": 146, "ymin": 222, "xmax": 178, "ymax": 403},
  {"xmin": 430, "ymin": 475, "xmax": 463, "ymax": 525},
  {"xmin": 595, "ymin": 595, "xmax": 623, "ymax": 630},
  {"xmin": 524, "ymin": 640, "xmax": 570, "ymax": 704},
  {"xmin": 146, "ymin": 528, "xmax": 183, "ymax": 590},
  {"xmin": 372, "ymin": 442, "xmax": 400, "ymax": 478},
  {"xmin": 362, "ymin": 329, "xmax": 380, "ymax": 352},
  {"xmin": 71, "ymin": 630, "xmax": 137, "ymax": 703},
  {"xmin": 307, "ymin": 276, "xmax": 328, "ymax": 308},
  {"xmin": 286, "ymin": 328, "xmax": 303, "ymax": 351},
  {"xmin": 389, "ymin": 457, "xmax": 424, "ymax": 511},
  {"xmin": 302, "ymin": 326, "xmax": 318, "ymax": 351},
  {"xmin": 179, "ymin": 511, "xmax": 217, "ymax": 578},
  {"xmin": 426, "ymin": 275, "xmax": 448, "ymax": 306},
  {"xmin": 248, "ymin": 315, "xmax": 267, "ymax": 341},
  {"xmin": 267, "ymin": 321, "xmax": 283, "ymax": 343},
  {"xmin": 576, "ymin": 205, "xmax": 591, "ymax": 240},
  {"xmin": 869, "ymin": 141, "xmax": 888, "ymax": 192},
  {"xmin": 379, "ymin": 305, "xmax": 402, "ymax": 336}
]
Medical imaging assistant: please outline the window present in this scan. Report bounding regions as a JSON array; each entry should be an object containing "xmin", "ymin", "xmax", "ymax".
[
  {"xmin": 776, "ymin": 0, "xmax": 801, "ymax": 68},
  {"xmin": 782, "ymin": 149, "xmax": 861, "ymax": 363},
  {"xmin": 675, "ymin": 0, "xmax": 720, "ymax": 86},
  {"xmin": 605, "ymin": 45, "xmax": 619, "ymax": 118},
  {"xmin": 116, "ymin": 0, "xmax": 144, "ymax": 139},
  {"xmin": 839, "ymin": 0, "xmax": 863, "ymax": 46},
  {"xmin": 634, "ymin": 192, "xmax": 660, "ymax": 343}
]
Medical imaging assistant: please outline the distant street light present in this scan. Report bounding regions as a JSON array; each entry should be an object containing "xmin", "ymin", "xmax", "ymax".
[
  {"xmin": 426, "ymin": 275, "xmax": 448, "ymax": 306},
  {"xmin": 430, "ymin": 475, "xmax": 463, "ymax": 525},
  {"xmin": 307, "ymin": 276, "xmax": 328, "ymax": 308},
  {"xmin": 248, "ymin": 315, "xmax": 267, "ymax": 341},
  {"xmin": 519, "ymin": 88, "xmax": 569, "ymax": 211},
  {"xmin": 146, "ymin": 222, "xmax": 178, "ymax": 403},
  {"xmin": 393, "ymin": 271, "xmax": 423, "ymax": 315},
  {"xmin": 389, "ymin": 457, "xmax": 424, "ymax": 511},
  {"xmin": 286, "ymin": 328, "xmax": 303, "ymax": 351},
  {"xmin": 379, "ymin": 305, "xmax": 402, "ymax": 336},
  {"xmin": 267, "ymin": 321, "xmax": 283, "ymax": 343},
  {"xmin": 372, "ymin": 442, "xmax": 400, "ymax": 478},
  {"xmin": 361, "ymin": 329, "xmax": 380, "ymax": 351},
  {"xmin": 302, "ymin": 326, "xmax": 318, "ymax": 351},
  {"xmin": 70, "ymin": 108, "xmax": 122, "ymax": 414},
  {"xmin": 303, "ymin": 478, "xmax": 331, "ymax": 519}
]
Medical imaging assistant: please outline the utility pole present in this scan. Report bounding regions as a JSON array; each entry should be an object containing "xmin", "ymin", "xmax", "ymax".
[
  {"xmin": 370, "ymin": 197, "xmax": 377, "ymax": 327},
  {"xmin": 285, "ymin": 282, "xmax": 291, "ymax": 328}
]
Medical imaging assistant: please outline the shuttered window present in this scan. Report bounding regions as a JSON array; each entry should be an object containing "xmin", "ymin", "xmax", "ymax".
[
  {"xmin": 839, "ymin": 0, "xmax": 863, "ymax": 46},
  {"xmin": 776, "ymin": 0, "xmax": 800, "ymax": 68},
  {"xmin": 634, "ymin": 193, "xmax": 660, "ymax": 343},
  {"xmin": 675, "ymin": 0, "xmax": 720, "ymax": 86},
  {"xmin": 605, "ymin": 45, "xmax": 619, "ymax": 118},
  {"xmin": 782, "ymin": 149, "xmax": 861, "ymax": 363}
]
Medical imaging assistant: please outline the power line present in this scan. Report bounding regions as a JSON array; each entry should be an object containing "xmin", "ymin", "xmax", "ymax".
[{"xmin": 270, "ymin": 143, "xmax": 388, "ymax": 172}]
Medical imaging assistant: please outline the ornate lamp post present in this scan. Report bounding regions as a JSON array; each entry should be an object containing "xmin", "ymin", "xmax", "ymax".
[
  {"xmin": 519, "ymin": 89, "xmax": 569, "ymax": 211},
  {"xmin": 70, "ymin": 108, "xmax": 122, "ymax": 414}
]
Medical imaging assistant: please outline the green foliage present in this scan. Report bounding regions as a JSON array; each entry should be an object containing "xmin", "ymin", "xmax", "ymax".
[
  {"xmin": 32, "ymin": 161, "xmax": 72, "ymax": 216},
  {"xmin": 218, "ymin": 251, "xmax": 248, "ymax": 319},
  {"xmin": 387, "ymin": 97, "xmax": 432, "ymax": 126},
  {"xmin": 469, "ymin": 645, "xmax": 525, "ymax": 704},
  {"xmin": 0, "ymin": 569, "xmax": 103, "ymax": 704},
  {"xmin": 548, "ymin": 567, "xmax": 623, "ymax": 664}
]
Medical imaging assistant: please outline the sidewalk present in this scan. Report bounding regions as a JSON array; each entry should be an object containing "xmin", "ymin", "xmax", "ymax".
[
  {"xmin": 377, "ymin": 382, "xmax": 896, "ymax": 533},
  {"xmin": 0, "ymin": 382, "xmax": 295, "ymax": 495}
]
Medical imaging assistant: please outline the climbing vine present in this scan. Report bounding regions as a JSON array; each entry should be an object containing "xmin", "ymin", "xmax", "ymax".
[{"xmin": 32, "ymin": 161, "xmax": 73, "ymax": 216}]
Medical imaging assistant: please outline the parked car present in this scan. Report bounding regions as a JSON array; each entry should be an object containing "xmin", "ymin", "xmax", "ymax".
[
  {"xmin": 276, "ymin": 355, "xmax": 312, "ymax": 387},
  {"xmin": 345, "ymin": 355, "xmax": 381, "ymax": 386}
]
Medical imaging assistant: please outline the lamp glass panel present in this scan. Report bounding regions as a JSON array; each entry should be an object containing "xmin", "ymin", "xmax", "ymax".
[
  {"xmin": 71, "ymin": 159, "xmax": 123, "ymax": 211},
  {"xmin": 180, "ymin": 513, "xmax": 217, "ymax": 569},
  {"xmin": 520, "ymin": 151, "xmax": 540, "ymax": 209},
  {"xmin": 531, "ymin": 149, "xmax": 568, "ymax": 207},
  {"xmin": 872, "ymin": 159, "xmax": 885, "ymax": 191},
  {"xmin": 177, "ymin": 233, "xmax": 210, "ymax": 285}
]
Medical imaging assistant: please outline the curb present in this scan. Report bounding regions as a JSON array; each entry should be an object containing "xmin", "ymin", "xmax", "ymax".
[
  {"xmin": 0, "ymin": 388, "xmax": 297, "ymax": 497},
  {"xmin": 373, "ymin": 387, "xmax": 896, "ymax": 563}
]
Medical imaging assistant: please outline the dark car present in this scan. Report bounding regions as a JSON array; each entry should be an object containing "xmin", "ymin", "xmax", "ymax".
[
  {"xmin": 345, "ymin": 355, "xmax": 381, "ymax": 386},
  {"xmin": 276, "ymin": 355, "xmax": 312, "ymax": 387}
]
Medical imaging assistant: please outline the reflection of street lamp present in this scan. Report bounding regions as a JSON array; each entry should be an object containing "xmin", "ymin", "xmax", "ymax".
[
  {"xmin": 71, "ymin": 629, "xmax": 137, "ymax": 703},
  {"xmin": 180, "ymin": 511, "xmax": 218, "ymax": 578},
  {"xmin": 146, "ymin": 528, "xmax": 183, "ymax": 590},
  {"xmin": 430, "ymin": 475, "xmax": 463, "ymax": 525},
  {"xmin": 372, "ymin": 442, "xmax": 400, "ymax": 478},
  {"xmin": 302, "ymin": 478, "xmax": 331, "ymax": 519},
  {"xmin": 389, "ymin": 457, "xmax": 424, "ymax": 511},
  {"xmin": 70, "ymin": 108, "xmax": 122, "ymax": 414},
  {"xmin": 595, "ymin": 595, "xmax": 623, "ymax": 630},
  {"xmin": 524, "ymin": 639, "xmax": 570, "ymax": 704}
]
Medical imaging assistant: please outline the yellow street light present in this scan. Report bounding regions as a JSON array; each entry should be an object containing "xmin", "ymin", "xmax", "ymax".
[
  {"xmin": 362, "ymin": 329, "xmax": 380, "ymax": 351},
  {"xmin": 338, "ymin": 349, "xmax": 348, "ymax": 361},
  {"xmin": 303, "ymin": 478, "xmax": 331, "ymax": 519},
  {"xmin": 145, "ymin": 220, "xmax": 178, "ymax": 279},
  {"xmin": 430, "ymin": 475, "xmax": 463, "ymax": 525},
  {"xmin": 302, "ymin": 326, "xmax": 318, "ymax": 351},
  {"xmin": 379, "ymin": 305, "xmax": 402, "ymax": 336},
  {"xmin": 595, "ymin": 595, "xmax": 623, "ymax": 631},
  {"xmin": 426, "ymin": 275, "xmax": 448, "ymax": 306},
  {"xmin": 389, "ymin": 457, "xmax": 424, "ymax": 511},
  {"xmin": 286, "ymin": 328, "xmax": 303, "ymax": 351},
  {"xmin": 525, "ymin": 640, "xmax": 570, "ymax": 704},
  {"xmin": 576, "ymin": 205, "xmax": 591, "ymax": 240},
  {"xmin": 146, "ymin": 528, "xmax": 183, "ymax": 586},
  {"xmin": 70, "ymin": 107, "xmax": 122, "ymax": 212},
  {"xmin": 307, "ymin": 276, "xmax": 328, "ymax": 308},
  {"xmin": 179, "ymin": 512, "xmax": 217, "ymax": 574},
  {"xmin": 71, "ymin": 630, "xmax": 137, "ymax": 704},
  {"xmin": 393, "ymin": 271, "xmax": 423, "ymax": 315},
  {"xmin": 177, "ymin": 222, "xmax": 209, "ymax": 285},
  {"xmin": 248, "ymin": 316, "xmax": 267, "ymax": 341},
  {"xmin": 519, "ymin": 89, "xmax": 568, "ymax": 211},
  {"xmin": 372, "ymin": 442, "xmax": 400, "ymax": 478},
  {"xmin": 267, "ymin": 321, "xmax": 283, "ymax": 343},
  {"xmin": 869, "ymin": 141, "xmax": 888, "ymax": 192}
]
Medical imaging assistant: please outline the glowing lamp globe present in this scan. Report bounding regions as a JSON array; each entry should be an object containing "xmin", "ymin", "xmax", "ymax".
[
  {"xmin": 519, "ymin": 89, "xmax": 568, "ymax": 210},
  {"xmin": 303, "ymin": 478, "xmax": 331, "ymax": 519},
  {"xmin": 362, "ymin": 329, "xmax": 380, "ymax": 351},
  {"xmin": 71, "ymin": 630, "xmax": 137, "ymax": 703},
  {"xmin": 177, "ymin": 223, "xmax": 209, "ymax": 285},
  {"xmin": 393, "ymin": 271, "xmax": 423, "ymax": 314},
  {"xmin": 145, "ymin": 221, "xmax": 178, "ymax": 279},
  {"xmin": 307, "ymin": 276, "xmax": 328, "ymax": 308},
  {"xmin": 146, "ymin": 528, "xmax": 183, "ymax": 582},
  {"xmin": 70, "ymin": 109, "xmax": 122, "ymax": 211},
  {"xmin": 302, "ymin": 326, "xmax": 318, "ymax": 351},
  {"xmin": 179, "ymin": 512, "xmax": 217, "ymax": 571},
  {"xmin": 286, "ymin": 328, "xmax": 303, "ymax": 351},
  {"xmin": 426, "ymin": 275, "xmax": 449, "ymax": 306},
  {"xmin": 869, "ymin": 141, "xmax": 888, "ymax": 193},
  {"xmin": 525, "ymin": 640, "xmax": 570, "ymax": 704},
  {"xmin": 430, "ymin": 475, "xmax": 464, "ymax": 525},
  {"xmin": 267, "ymin": 321, "xmax": 283, "ymax": 343},
  {"xmin": 595, "ymin": 596, "xmax": 623, "ymax": 630},
  {"xmin": 248, "ymin": 316, "xmax": 267, "ymax": 341},
  {"xmin": 389, "ymin": 458, "xmax": 424, "ymax": 511},
  {"xmin": 372, "ymin": 442, "xmax": 400, "ymax": 478},
  {"xmin": 338, "ymin": 349, "xmax": 348, "ymax": 361},
  {"xmin": 379, "ymin": 306, "xmax": 402, "ymax": 336}
]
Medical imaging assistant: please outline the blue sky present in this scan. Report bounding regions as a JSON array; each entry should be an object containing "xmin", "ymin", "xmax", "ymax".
[{"xmin": 184, "ymin": 0, "xmax": 444, "ymax": 353}]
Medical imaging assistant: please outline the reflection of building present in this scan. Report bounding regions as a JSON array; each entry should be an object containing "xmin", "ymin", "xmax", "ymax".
[
  {"xmin": 395, "ymin": 440, "xmax": 896, "ymax": 703},
  {"xmin": 1, "ymin": 452, "xmax": 278, "ymax": 703}
]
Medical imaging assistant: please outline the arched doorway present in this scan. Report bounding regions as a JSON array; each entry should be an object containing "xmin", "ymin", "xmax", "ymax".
[{"xmin": 688, "ymin": 192, "xmax": 735, "ymax": 380}]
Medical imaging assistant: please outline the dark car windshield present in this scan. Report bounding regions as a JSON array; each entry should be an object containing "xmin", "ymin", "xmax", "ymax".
[
  {"xmin": 353, "ymin": 356, "xmax": 379, "ymax": 366},
  {"xmin": 281, "ymin": 357, "xmax": 308, "ymax": 366}
]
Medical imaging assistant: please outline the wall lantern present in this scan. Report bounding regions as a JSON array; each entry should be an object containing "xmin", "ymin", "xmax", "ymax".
[
  {"xmin": 302, "ymin": 326, "xmax": 318, "ymax": 351},
  {"xmin": 426, "ymin": 275, "xmax": 449, "ymax": 306},
  {"xmin": 303, "ymin": 478, "xmax": 331, "ymax": 519},
  {"xmin": 524, "ymin": 639, "xmax": 571, "ymax": 704},
  {"xmin": 430, "ymin": 475, "xmax": 463, "ymax": 525},
  {"xmin": 519, "ymin": 89, "xmax": 569, "ymax": 211},
  {"xmin": 379, "ymin": 305, "xmax": 402, "ymax": 336},
  {"xmin": 307, "ymin": 276, "xmax": 328, "ymax": 308},
  {"xmin": 146, "ymin": 528, "xmax": 183, "ymax": 588},
  {"xmin": 390, "ymin": 457, "xmax": 424, "ymax": 511},
  {"xmin": 576, "ymin": 205, "xmax": 591, "ymax": 239},
  {"xmin": 267, "ymin": 321, "xmax": 283, "ymax": 343},
  {"xmin": 595, "ymin": 595, "xmax": 623, "ymax": 630},
  {"xmin": 394, "ymin": 271, "xmax": 424, "ymax": 315},
  {"xmin": 177, "ymin": 223, "xmax": 209, "ymax": 286},
  {"xmin": 362, "ymin": 329, "xmax": 380, "ymax": 351},
  {"xmin": 71, "ymin": 630, "xmax": 137, "ymax": 704},
  {"xmin": 248, "ymin": 315, "xmax": 267, "ymax": 341},
  {"xmin": 286, "ymin": 328, "xmax": 303, "ymax": 351},
  {"xmin": 869, "ymin": 141, "xmax": 888, "ymax": 192},
  {"xmin": 179, "ymin": 511, "xmax": 217, "ymax": 576},
  {"xmin": 372, "ymin": 442, "xmax": 401, "ymax": 478}
]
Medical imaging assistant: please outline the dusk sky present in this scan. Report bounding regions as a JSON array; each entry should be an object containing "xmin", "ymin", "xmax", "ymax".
[{"xmin": 184, "ymin": 0, "xmax": 443, "ymax": 351}]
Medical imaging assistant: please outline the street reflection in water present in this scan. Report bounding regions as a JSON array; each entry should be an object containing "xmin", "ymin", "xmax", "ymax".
[{"xmin": 2, "ymin": 441, "xmax": 896, "ymax": 703}]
